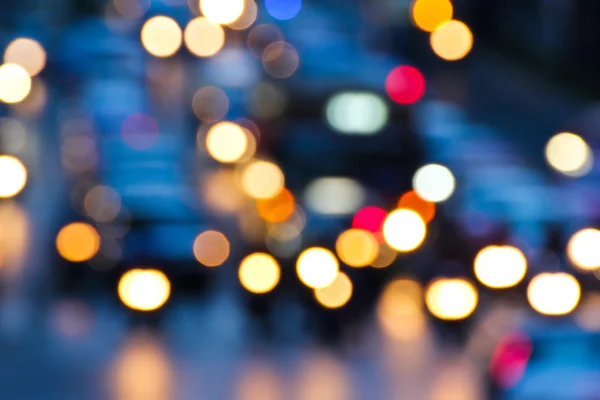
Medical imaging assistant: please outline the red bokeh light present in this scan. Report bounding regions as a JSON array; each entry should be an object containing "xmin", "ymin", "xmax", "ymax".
[
  {"xmin": 352, "ymin": 206, "xmax": 387, "ymax": 235},
  {"xmin": 385, "ymin": 66, "xmax": 426, "ymax": 105}
]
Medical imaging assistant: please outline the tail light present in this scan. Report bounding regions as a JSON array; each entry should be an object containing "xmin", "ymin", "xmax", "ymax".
[{"xmin": 489, "ymin": 332, "xmax": 533, "ymax": 388}]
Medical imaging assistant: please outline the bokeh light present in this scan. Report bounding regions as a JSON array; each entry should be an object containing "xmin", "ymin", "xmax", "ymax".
[
  {"xmin": 377, "ymin": 278, "xmax": 426, "ymax": 341},
  {"xmin": 201, "ymin": 168, "xmax": 245, "ymax": 214},
  {"xmin": 326, "ymin": 92, "xmax": 388, "ymax": 135},
  {"xmin": 385, "ymin": 66, "xmax": 426, "ymax": 105},
  {"xmin": 184, "ymin": 17, "xmax": 225, "ymax": 57},
  {"xmin": 352, "ymin": 206, "xmax": 387, "ymax": 235},
  {"xmin": 412, "ymin": 163, "xmax": 455, "ymax": 203},
  {"xmin": 383, "ymin": 209, "xmax": 427, "ymax": 252},
  {"xmin": 256, "ymin": 188, "xmax": 295, "ymax": 223},
  {"xmin": 430, "ymin": 20, "xmax": 474, "ymax": 61},
  {"xmin": 0, "ymin": 155, "xmax": 27, "ymax": 198},
  {"xmin": 314, "ymin": 272, "xmax": 353, "ymax": 309},
  {"xmin": 118, "ymin": 269, "xmax": 171, "ymax": 311},
  {"xmin": 545, "ymin": 132, "xmax": 593, "ymax": 177},
  {"xmin": 228, "ymin": 0, "xmax": 258, "ymax": 30},
  {"xmin": 567, "ymin": 228, "xmax": 600, "ymax": 271},
  {"xmin": 425, "ymin": 278, "xmax": 478, "ymax": 321},
  {"xmin": 140, "ymin": 16, "xmax": 182, "ymax": 58},
  {"xmin": 247, "ymin": 24, "xmax": 284, "ymax": 58},
  {"xmin": 239, "ymin": 253, "xmax": 281, "ymax": 294},
  {"xmin": 121, "ymin": 113, "xmax": 159, "ymax": 150},
  {"xmin": 527, "ymin": 272, "xmax": 581, "ymax": 316},
  {"xmin": 370, "ymin": 244, "xmax": 397, "ymax": 268},
  {"xmin": 265, "ymin": 0, "xmax": 302, "ymax": 21},
  {"xmin": 14, "ymin": 77, "xmax": 47, "ymax": 116},
  {"xmin": 398, "ymin": 190, "xmax": 436, "ymax": 223},
  {"xmin": 335, "ymin": 229, "xmax": 379, "ymax": 268},
  {"xmin": 200, "ymin": 0, "xmax": 245, "ymax": 24},
  {"xmin": 412, "ymin": 0, "xmax": 453, "ymax": 32},
  {"xmin": 262, "ymin": 42, "xmax": 299, "ymax": 79},
  {"xmin": 304, "ymin": 177, "xmax": 365, "ymax": 215},
  {"xmin": 248, "ymin": 81, "xmax": 288, "ymax": 119},
  {"xmin": 113, "ymin": 0, "xmax": 150, "ymax": 19},
  {"xmin": 0, "ymin": 63, "xmax": 31, "ymax": 103},
  {"xmin": 56, "ymin": 222, "xmax": 101, "ymax": 262},
  {"xmin": 474, "ymin": 245, "xmax": 527, "ymax": 289},
  {"xmin": 205, "ymin": 122, "xmax": 248, "ymax": 163},
  {"xmin": 4, "ymin": 38, "xmax": 46, "ymax": 77},
  {"xmin": 241, "ymin": 160, "xmax": 285, "ymax": 199},
  {"xmin": 192, "ymin": 86, "xmax": 229, "ymax": 122},
  {"xmin": 84, "ymin": 185, "xmax": 122, "ymax": 223},
  {"xmin": 193, "ymin": 230, "xmax": 230, "ymax": 267},
  {"xmin": 296, "ymin": 247, "xmax": 339, "ymax": 289}
]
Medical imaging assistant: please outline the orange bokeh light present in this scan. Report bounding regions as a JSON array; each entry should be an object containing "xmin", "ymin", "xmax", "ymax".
[
  {"xmin": 256, "ymin": 188, "xmax": 295, "ymax": 223},
  {"xmin": 398, "ymin": 190, "xmax": 435, "ymax": 223},
  {"xmin": 412, "ymin": 0, "xmax": 453, "ymax": 32}
]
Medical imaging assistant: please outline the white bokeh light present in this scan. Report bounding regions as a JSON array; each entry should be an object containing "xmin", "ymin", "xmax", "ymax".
[
  {"xmin": 326, "ymin": 92, "xmax": 388, "ymax": 135},
  {"xmin": 413, "ymin": 163, "xmax": 455, "ymax": 203}
]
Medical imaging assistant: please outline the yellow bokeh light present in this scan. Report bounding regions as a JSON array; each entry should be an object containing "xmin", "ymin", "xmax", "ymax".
[
  {"xmin": 228, "ymin": 0, "xmax": 257, "ymax": 30},
  {"xmin": 335, "ymin": 229, "xmax": 379, "ymax": 268},
  {"xmin": 527, "ymin": 272, "xmax": 580, "ymax": 316},
  {"xmin": 474, "ymin": 245, "xmax": 527, "ymax": 289},
  {"xmin": 4, "ymin": 38, "xmax": 46, "ymax": 77},
  {"xmin": 118, "ymin": 269, "xmax": 171, "ymax": 311},
  {"xmin": 0, "ymin": 63, "xmax": 31, "ymax": 104},
  {"xmin": 545, "ymin": 132, "xmax": 593, "ymax": 177},
  {"xmin": 241, "ymin": 160, "xmax": 285, "ymax": 200},
  {"xmin": 296, "ymin": 247, "xmax": 339, "ymax": 289},
  {"xmin": 193, "ymin": 230, "xmax": 230, "ymax": 267},
  {"xmin": 239, "ymin": 253, "xmax": 280, "ymax": 294},
  {"xmin": 425, "ymin": 278, "xmax": 478, "ymax": 320},
  {"xmin": 140, "ymin": 16, "xmax": 182, "ymax": 58},
  {"xmin": 568, "ymin": 228, "xmax": 600, "ymax": 271},
  {"xmin": 377, "ymin": 278, "xmax": 425, "ymax": 341},
  {"xmin": 184, "ymin": 17, "xmax": 225, "ymax": 57},
  {"xmin": 412, "ymin": 0, "xmax": 453, "ymax": 32},
  {"xmin": 205, "ymin": 122, "xmax": 248, "ymax": 163},
  {"xmin": 430, "ymin": 20, "xmax": 473, "ymax": 61},
  {"xmin": 0, "ymin": 155, "xmax": 27, "ymax": 198},
  {"xmin": 382, "ymin": 209, "xmax": 427, "ymax": 252},
  {"xmin": 200, "ymin": 0, "xmax": 245, "ymax": 24},
  {"xmin": 56, "ymin": 222, "xmax": 101, "ymax": 262},
  {"xmin": 314, "ymin": 272, "xmax": 353, "ymax": 309},
  {"xmin": 370, "ymin": 244, "xmax": 397, "ymax": 269}
]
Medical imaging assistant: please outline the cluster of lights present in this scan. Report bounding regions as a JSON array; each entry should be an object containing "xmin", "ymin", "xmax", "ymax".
[{"xmin": 0, "ymin": 37, "xmax": 46, "ymax": 104}]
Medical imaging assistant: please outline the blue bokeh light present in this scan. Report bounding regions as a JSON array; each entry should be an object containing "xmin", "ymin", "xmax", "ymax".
[{"xmin": 264, "ymin": 0, "xmax": 302, "ymax": 20}]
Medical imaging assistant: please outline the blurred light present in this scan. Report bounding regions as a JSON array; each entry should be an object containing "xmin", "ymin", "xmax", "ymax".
[
  {"xmin": 527, "ymin": 272, "xmax": 581, "ymax": 316},
  {"xmin": 268, "ymin": 210, "xmax": 305, "ymax": 240},
  {"xmin": 193, "ymin": 230, "xmax": 230, "ymax": 267},
  {"xmin": 205, "ymin": 122, "xmax": 248, "ymax": 163},
  {"xmin": 247, "ymin": 24, "xmax": 284, "ymax": 58},
  {"xmin": 335, "ymin": 229, "xmax": 379, "ymax": 268},
  {"xmin": 385, "ymin": 66, "xmax": 426, "ymax": 105},
  {"xmin": 352, "ymin": 206, "xmax": 387, "ymax": 235},
  {"xmin": 257, "ymin": 188, "xmax": 295, "ymax": 223},
  {"xmin": 326, "ymin": 92, "xmax": 388, "ymax": 135},
  {"xmin": 228, "ymin": 0, "xmax": 258, "ymax": 30},
  {"xmin": 425, "ymin": 278, "xmax": 478, "ymax": 320},
  {"xmin": 118, "ymin": 269, "xmax": 170, "ymax": 311},
  {"xmin": 545, "ymin": 132, "xmax": 593, "ymax": 177},
  {"xmin": 377, "ymin": 278, "xmax": 425, "ymax": 341},
  {"xmin": 265, "ymin": 0, "xmax": 302, "ymax": 20},
  {"xmin": 296, "ymin": 247, "xmax": 339, "ymax": 289},
  {"xmin": 294, "ymin": 353, "xmax": 351, "ymax": 400},
  {"xmin": 489, "ymin": 333, "xmax": 533, "ymax": 389},
  {"xmin": 56, "ymin": 222, "xmax": 101, "ymax": 262},
  {"xmin": 0, "ymin": 201, "xmax": 29, "ymax": 277},
  {"xmin": 370, "ymin": 244, "xmax": 397, "ymax": 268},
  {"xmin": 4, "ymin": 38, "xmax": 46, "ymax": 77},
  {"xmin": 239, "ymin": 253, "xmax": 281, "ymax": 294},
  {"xmin": 575, "ymin": 294, "xmax": 600, "ymax": 332},
  {"xmin": 241, "ymin": 160, "xmax": 285, "ymax": 199},
  {"xmin": 14, "ymin": 77, "xmax": 47, "ymax": 116},
  {"xmin": 201, "ymin": 168, "xmax": 246, "ymax": 214},
  {"xmin": 412, "ymin": 0, "xmax": 453, "ymax": 32},
  {"xmin": 0, "ymin": 155, "xmax": 27, "ymax": 198},
  {"xmin": 192, "ymin": 86, "xmax": 229, "ymax": 122},
  {"xmin": 248, "ymin": 81, "xmax": 287, "ymax": 119},
  {"xmin": 51, "ymin": 300, "xmax": 94, "ymax": 339},
  {"xmin": 140, "ymin": 16, "xmax": 182, "ymax": 58},
  {"xmin": 262, "ymin": 42, "xmax": 299, "ymax": 79},
  {"xmin": 266, "ymin": 232, "xmax": 302, "ymax": 258},
  {"xmin": 0, "ymin": 63, "xmax": 31, "ymax": 103},
  {"xmin": 398, "ymin": 190, "xmax": 436, "ymax": 223},
  {"xmin": 113, "ymin": 0, "xmax": 150, "ymax": 19},
  {"xmin": 314, "ymin": 272, "xmax": 353, "ymax": 309},
  {"xmin": 61, "ymin": 134, "xmax": 98, "ymax": 173},
  {"xmin": 0, "ymin": 118, "xmax": 27, "ymax": 153},
  {"xmin": 567, "ymin": 228, "xmax": 600, "ymax": 271},
  {"xmin": 121, "ymin": 113, "xmax": 159, "ymax": 150},
  {"xmin": 413, "ymin": 163, "xmax": 455, "ymax": 203},
  {"xmin": 84, "ymin": 185, "xmax": 122, "ymax": 223},
  {"xmin": 474, "ymin": 246, "xmax": 527, "ymax": 289},
  {"xmin": 304, "ymin": 177, "xmax": 365, "ymax": 215},
  {"xmin": 383, "ymin": 209, "xmax": 427, "ymax": 252},
  {"xmin": 430, "ymin": 20, "xmax": 474, "ymax": 61},
  {"xmin": 235, "ymin": 362, "xmax": 283, "ymax": 400},
  {"xmin": 200, "ymin": 0, "xmax": 245, "ymax": 24},
  {"xmin": 238, "ymin": 128, "xmax": 258, "ymax": 162},
  {"xmin": 184, "ymin": 17, "xmax": 225, "ymax": 57}
]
